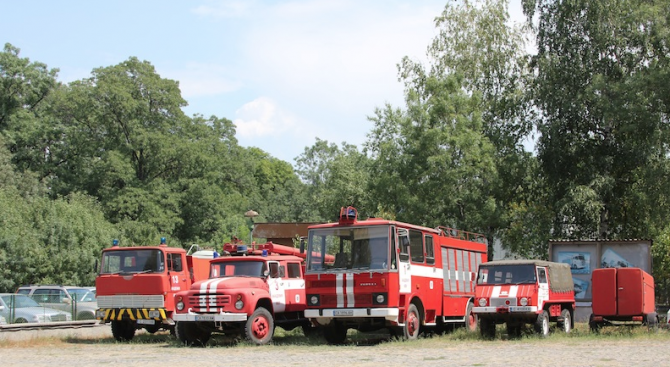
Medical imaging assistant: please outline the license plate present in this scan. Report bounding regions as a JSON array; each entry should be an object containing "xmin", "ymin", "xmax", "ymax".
[
  {"xmin": 136, "ymin": 319, "xmax": 155, "ymax": 325},
  {"xmin": 195, "ymin": 315, "xmax": 216, "ymax": 321},
  {"xmin": 333, "ymin": 310, "xmax": 354, "ymax": 316},
  {"xmin": 511, "ymin": 306, "xmax": 533, "ymax": 312}
]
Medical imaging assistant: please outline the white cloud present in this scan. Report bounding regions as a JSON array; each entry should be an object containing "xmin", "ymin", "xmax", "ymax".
[{"xmin": 233, "ymin": 97, "xmax": 298, "ymax": 137}]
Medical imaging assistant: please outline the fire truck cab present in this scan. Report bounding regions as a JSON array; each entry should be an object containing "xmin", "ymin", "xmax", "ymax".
[
  {"xmin": 473, "ymin": 259, "xmax": 575, "ymax": 338},
  {"xmin": 172, "ymin": 242, "xmax": 311, "ymax": 346},
  {"xmin": 95, "ymin": 238, "xmax": 213, "ymax": 341},
  {"xmin": 304, "ymin": 207, "xmax": 488, "ymax": 344}
]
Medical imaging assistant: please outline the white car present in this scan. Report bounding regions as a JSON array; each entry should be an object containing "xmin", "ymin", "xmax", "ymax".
[{"xmin": 0, "ymin": 294, "xmax": 72, "ymax": 323}]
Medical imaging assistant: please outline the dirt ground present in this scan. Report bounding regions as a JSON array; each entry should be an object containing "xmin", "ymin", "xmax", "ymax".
[{"xmin": 0, "ymin": 324, "xmax": 667, "ymax": 367}]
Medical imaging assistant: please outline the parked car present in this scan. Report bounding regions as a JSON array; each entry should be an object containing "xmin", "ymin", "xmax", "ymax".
[
  {"xmin": 16, "ymin": 285, "xmax": 97, "ymax": 320},
  {"xmin": 0, "ymin": 315, "xmax": 6, "ymax": 325},
  {"xmin": 0, "ymin": 293, "xmax": 72, "ymax": 323}
]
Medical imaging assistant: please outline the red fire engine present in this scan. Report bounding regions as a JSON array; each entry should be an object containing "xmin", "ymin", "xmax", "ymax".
[
  {"xmin": 172, "ymin": 241, "xmax": 319, "ymax": 346},
  {"xmin": 303, "ymin": 207, "xmax": 488, "ymax": 344},
  {"xmin": 95, "ymin": 238, "xmax": 213, "ymax": 341},
  {"xmin": 473, "ymin": 259, "xmax": 575, "ymax": 338}
]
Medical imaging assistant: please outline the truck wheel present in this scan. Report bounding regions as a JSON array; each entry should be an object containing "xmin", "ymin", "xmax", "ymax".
[
  {"xmin": 558, "ymin": 309, "xmax": 572, "ymax": 333},
  {"xmin": 588, "ymin": 314, "xmax": 600, "ymax": 333},
  {"xmin": 403, "ymin": 304, "xmax": 421, "ymax": 340},
  {"xmin": 534, "ymin": 310, "xmax": 550, "ymax": 337},
  {"xmin": 506, "ymin": 322, "xmax": 522, "ymax": 338},
  {"xmin": 324, "ymin": 320, "xmax": 348, "ymax": 345},
  {"xmin": 479, "ymin": 317, "xmax": 496, "ymax": 339},
  {"xmin": 464, "ymin": 302, "xmax": 477, "ymax": 332},
  {"xmin": 245, "ymin": 307, "xmax": 274, "ymax": 345},
  {"xmin": 176, "ymin": 321, "xmax": 210, "ymax": 347},
  {"xmin": 111, "ymin": 320, "xmax": 136, "ymax": 341}
]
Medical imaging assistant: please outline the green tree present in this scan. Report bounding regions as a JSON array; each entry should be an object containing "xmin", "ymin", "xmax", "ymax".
[{"xmin": 522, "ymin": 0, "xmax": 670, "ymax": 241}]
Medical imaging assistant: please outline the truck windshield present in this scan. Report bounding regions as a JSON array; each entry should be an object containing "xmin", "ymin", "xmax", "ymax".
[
  {"xmin": 210, "ymin": 261, "xmax": 266, "ymax": 278},
  {"xmin": 306, "ymin": 225, "xmax": 390, "ymax": 272},
  {"xmin": 100, "ymin": 249, "xmax": 165, "ymax": 274},
  {"xmin": 477, "ymin": 264, "xmax": 537, "ymax": 285}
]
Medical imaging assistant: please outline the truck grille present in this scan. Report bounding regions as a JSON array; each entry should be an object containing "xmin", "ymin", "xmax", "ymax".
[
  {"xmin": 188, "ymin": 294, "xmax": 231, "ymax": 308},
  {"xmin": 489, "ymin": 297, "xmax": 516, "ymax": 307},
  {"xmin": 97, "ymin": 295, "xmax": 165, "ymax": 308}
]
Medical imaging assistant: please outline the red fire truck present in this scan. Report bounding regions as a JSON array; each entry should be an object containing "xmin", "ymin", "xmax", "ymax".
[
  {"xmin": 95, "ymin": 238, "xmax": 214, "ymax": 341},
  {"xmin": 172, "ymin": 242, "xmax": 317, "ymax": 346},
  {"xmin": 473, "ymin": 260, "xmax": 575, "ymax": 338},
  {"xmin": 303, "ymin": 207, "xmax": 488, "ymax": 344}
]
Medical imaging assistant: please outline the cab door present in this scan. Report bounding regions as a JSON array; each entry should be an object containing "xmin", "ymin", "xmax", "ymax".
[
  {"xmin": 267, "ymin": 261, "xmax": 287, "ymax": 313},
  {"xmin": 536, "ymin": 267, "xmax": 549, "ymax": 310}
]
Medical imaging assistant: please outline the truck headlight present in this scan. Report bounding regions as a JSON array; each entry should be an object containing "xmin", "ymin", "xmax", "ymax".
[
  {"xmin": 308, "ymin": 295, "xmax": 320, "ymax": 306},
  {"xmin": 519, "ymin": 297, "xmax": 528, "ymax": 306},
  {"xmin": 235, "ymin": 300, "xmax": 244, "ymax": 310},
  {"xmin": 176, "ymin": 301, "xmax": 185, "ymax": 311},
  {"xmin": 478, "ymin": 298, "xmax": 487, "ymax": 307}
]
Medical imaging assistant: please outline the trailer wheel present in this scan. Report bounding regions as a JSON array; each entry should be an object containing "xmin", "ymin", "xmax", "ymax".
[
  {"xmin": 558, "ymin": 309, "xmax": 572, "ymax": 333},
  {"xmin": 403, "ymin": 304, "xmax": 421, "ymax": 340},
  {"xmin": 245, "ymin": 307, "xmax": 274, "ymax": 345},
  {"xmin": 534, "ymin": 310, "xmax": 549, "ymax": 337},
  {"xmin": 479, "ymin": 317, "xmax": 496, "ymax": 339},
  {"xmin": 324, "ymin": 320, "xmax": 348, "ymax": 345},
  {"xmin": 111, "ymin": 320, "xmax": 136, "ymax": 341},
  {"xmin": 465, "ymin": 302, "xmax": 477, "ymax": 332},
  {"xmin": 588, "ymin": 314, "xmax": 600, "ymax": 333},
  {"xmin": 175, "ymin": 321, "xmax": 210, "ymax": 347}
]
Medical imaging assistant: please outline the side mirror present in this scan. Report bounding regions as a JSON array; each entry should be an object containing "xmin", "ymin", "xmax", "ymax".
[{"xmin": 63, "ymin": 297, "xmax": 72, "ymax": 305}]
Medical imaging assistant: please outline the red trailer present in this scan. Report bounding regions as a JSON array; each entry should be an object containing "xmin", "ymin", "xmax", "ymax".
[{"xmin": 589, "ymin": 267, "xmax": 658, "ymax": 331}]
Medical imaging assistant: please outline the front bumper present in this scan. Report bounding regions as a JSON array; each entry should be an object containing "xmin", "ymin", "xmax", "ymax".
[
  {"xmin": 472, "ymin": 306, "xmax": 538, "ymax": 314},
  {"xmin": 96, "ymin": 308, "xmax": 168, "ymax": 322},
  {"xmin": 172, "ymin": 311, "xmax": 248, "ymax": 322}
]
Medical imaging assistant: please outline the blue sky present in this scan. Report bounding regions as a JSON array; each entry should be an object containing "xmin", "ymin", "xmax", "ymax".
[{"xmin": 3, "ymin": 0, "xmax": 525, "ymax": 164}]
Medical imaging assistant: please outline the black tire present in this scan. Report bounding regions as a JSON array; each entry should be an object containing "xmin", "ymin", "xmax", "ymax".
[
  {"xmin": 558, "ymin": 308, "xmax": 572, "ymax": 333},
  {"xmin": 588, "ymin": 313, "xmax": 601, "ymax": 333},
  {"xmin": 174, "ymin": 321, "xmax": 188, "ymax": 344},
  {"xmin": 323, "ymin": 321, "xmax": 348, "ymax": 345},
  {"xmin": 175, "ymin": 321, "xmax": 210, "ymax": 347},
  {"xmin": 245, "ymin": 307, "xmax": 274, "ymax": 345},
  {"xmin": 111, "ymin": 320, "xmax": 136, "ymax": 341},
  {"xmin": 14, "ymin": 318, "xmax": 28, "ymax": 324},
  {"xmin": 534, "ymin": 310, "xmax": 550, "ymax": 337},
  {"xmin": 301, "ymin": 322, "xmax": 320, "ymax": 337},
  {"xmin": 464, "ymin": 302, "xmax": 477, "ymax": 333},
  {"xmin": 479, "ymin": 317, "xmax": 496, "ymax": 339},
  {"xmin": 403, "ymin": 304, "xmax": 421, "ymax": 340},
  {"xmin": 505, "ymin": 322, "xmax": 522, "ymax": 338}
]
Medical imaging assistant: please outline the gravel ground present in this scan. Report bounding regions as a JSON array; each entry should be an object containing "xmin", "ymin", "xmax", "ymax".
[{"xmin": 0, "ymin": 324, "xmax": 667, "ymax": 367}]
